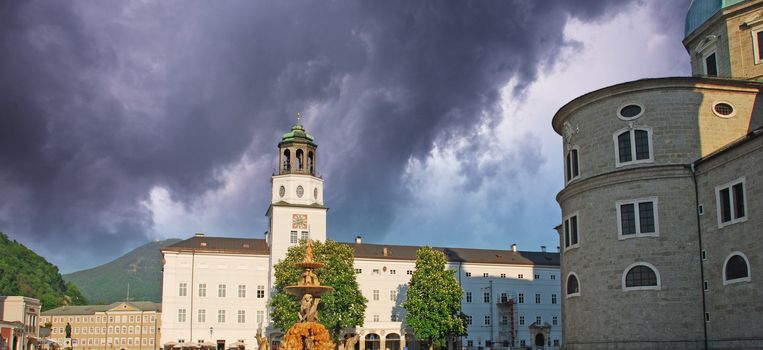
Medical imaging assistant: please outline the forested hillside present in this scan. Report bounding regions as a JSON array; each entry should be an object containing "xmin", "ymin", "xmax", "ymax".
[
  {"xmin": 0, "ymin": 232, "xmax": 87, "ymax": 310},
  {"xmin": 64, "ymin": 239, "xmax": 180, "ymax": 303}
]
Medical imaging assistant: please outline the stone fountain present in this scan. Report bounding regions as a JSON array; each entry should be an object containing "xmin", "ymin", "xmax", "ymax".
[{"xmin": 280, "ymin": 241, "xmax": 335, "ymax": 350}]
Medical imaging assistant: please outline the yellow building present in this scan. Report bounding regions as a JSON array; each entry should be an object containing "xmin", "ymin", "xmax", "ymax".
[{"xmin": 41, "ymin": 302, "xmax": 161, "ymax": 350}]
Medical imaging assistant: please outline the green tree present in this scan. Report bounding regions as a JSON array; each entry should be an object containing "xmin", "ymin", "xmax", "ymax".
[
  {"xmin": 0, "ymin": 232, "xmax": 88, "ymax": 310},
  {"xmin": 270, "ymin": 240, "xmax": 367, "ymax": 342},
  {"xmin": 404, "ymin": 247, "xmax": 465, "ymax": 350}
]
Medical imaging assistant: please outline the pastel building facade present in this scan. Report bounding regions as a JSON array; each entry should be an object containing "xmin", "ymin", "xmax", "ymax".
[
  {"xmin": 553, "ymin": 0, "xmax": 763, "ymax": 349},
  {"xmin": 0, "ymin": 296, "xmax": 41, "ymax": 350},
  {"xmin": 41, "ymin": 302, "xmax": 161, "ymax": 350},
  {"xmin": 160, "ymin": 123, "xmax": 561, "ymax": 350}
]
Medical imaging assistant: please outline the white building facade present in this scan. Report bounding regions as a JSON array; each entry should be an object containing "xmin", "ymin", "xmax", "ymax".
[{"xmin": 160, "ymin": 123, "xmax": 561, "ymax": 350}]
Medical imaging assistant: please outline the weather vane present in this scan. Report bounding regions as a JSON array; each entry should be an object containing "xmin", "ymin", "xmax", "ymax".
[{"xmin": 296, "ymin": 112, "xmax": 302, "ymax": 124}]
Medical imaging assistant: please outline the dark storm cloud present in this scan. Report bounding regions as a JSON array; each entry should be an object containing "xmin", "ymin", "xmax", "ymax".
[{"xmin": 0, "ymin": 0, "xmax": 667, "ymax": 271}]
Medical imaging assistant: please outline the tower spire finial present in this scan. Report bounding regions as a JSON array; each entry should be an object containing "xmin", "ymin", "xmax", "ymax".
[{"xmin": 296, "ymin": 112, "xmax": 302, "ymax": 124}]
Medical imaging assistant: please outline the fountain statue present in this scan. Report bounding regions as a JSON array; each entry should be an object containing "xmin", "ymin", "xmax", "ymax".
[{"xmin": 280, "ymin": 241, "xmax": 335, "ymax": 350}]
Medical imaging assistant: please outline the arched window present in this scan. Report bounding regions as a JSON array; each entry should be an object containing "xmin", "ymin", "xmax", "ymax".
[
  {"xmin": 622, "ymin": 263, "xmax": 660, "ymax": 291},
  {"xmin": 723, "ymin": 252, "xmax": 751, "ymax": 285},
  {"xmin": 308, "ymin": 151, "xmax": 314, "ymax": 175},
  {"xmin": 566, "ymin": 273, "xmax": 580, "ymax": 297},
  {"xmin": 296, "ymin": 149, "xmax": 304, "ymax": 170},
  {"xmin": 283, "ymin": 150, "xmax": 291, "ymax": 171}
]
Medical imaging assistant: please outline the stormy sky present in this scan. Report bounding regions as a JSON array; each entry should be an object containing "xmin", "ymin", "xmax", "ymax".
[{"xmin": 0, "ymin": 0, "xmax": 691, "ymax": 273}]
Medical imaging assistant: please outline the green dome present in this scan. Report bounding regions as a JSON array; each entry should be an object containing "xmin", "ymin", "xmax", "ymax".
[
  {"xmin": 280, "ymin": 123, "xmax": 315, "ymax": 144},
  {"xmin": 685, "ymin": 0, "xmax": 746, "ymax": 37}
]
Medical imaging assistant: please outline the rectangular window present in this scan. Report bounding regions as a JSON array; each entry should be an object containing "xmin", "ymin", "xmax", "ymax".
[
  {"xmin": 237, "ymin": 310, "xmax": 245, "ymax": 323},
  {"xmin": 484, "ymin": 316, "xmax": 491, "ymax": 325},
  {"xmin": 500, "ymin": 273, "xmax": 506, "ymax": 278},
  {"xmin": 716, "ymin": 178, "xmax": 747, "ymax": 227},
  {"xmin": 500, "ymin": 315, "xmax": 508, "ymax": 325},
  {"xmin": 390, "ymin": 290, "xmax": 397, "ymax": 301},
  {"xmin": 465, "ymin": 272, "xmax": 472, "ymax": 277},
  {"xmin": 373, "ymin": 290, "xmax": 379, "ymax": 301},
  {"xmin": 467, "ymin": 341, "xmax": 473, "ymax": 347},
  {"xmin": 518, "ymin": 273, "xmax": 524, "ymax": 279},
  {"xmin": 257, "ymin": 285, "xmax": 265, "ymax": 298},
  {"xmin": 615, "ymin": 128, "xmax": 652, "ymax": 166},
  {"xmin": 256, "ymin": 311, "xmax": 264, "ymax": 324},
  {"xmin": 238, "ymin": 285, "xmax": 246, "ymax": 298},
  {"xmin": 373, "ymin": 315, "xmax": 379, "ymax": 322},
  {"xmin": 535, "ymin": 316, "xmax": 542, "ymax": 325},
  {"xmin": 465, "ymin": 316, "xmax": 472, "ymax": 325},
  {"xmin": 551, "ymin": 294, "xmax": 557, "ymax": 304},
  {"xmin": 534, "ymin": 274, "xmax": 540, "ymax": 279},
  {"xmin": 518, "ymin": 293, "xmax": 524, "ymax": 303},
  {"xmin": 177, "ymin": 309, "xmax": 186, "ymax": 323},
  {"xmin": 466, "ymin": 292, "xmax": 472, "ymax": 303},
  {"xmin": 483, "ymin": 292, "xmax": 490, "ymax": 303},
  {"xmin": 482, "ymin": 273, "xmax": 489, "ymax": 277},
  {"xmin": 617, "ymin": 197, "xmax": 659, "ymax": 238},
  {"xmin": 552, "ymin": 316, "xmax": 558, "ymax": 326},
  {"xmin": 407, "ymin": 270, "xmax": 413, "ymax": 275},
  {"xmin": 705, "ymin": 51, "xmax": 718, "ymax": 76},
  {"xmin": 301, "ymin": 231, "xmax": 309, "ymax": 241},
  {"xmin": 500, "ymin": 292, "xmax": 508, "ymax": 303},
  {"xmin": 373, "ymin": 269, "xmax": 380, "ymax": 275},
  {"xmin": 218, "ymin": 284, "xmax": 226, "ymax": 297},
  {"xmin": 198, "ymin": 310, "xmax": 205, "ymax": 323},
  {"xmin": 217, "ymin": 310, "xmax": 225, "ymax": 323},
  {"xmin": 564, "ymin": 214, "xmax": 579, "ymax": 248},
  {"xmin": 390, "ymin": 269, "xmax": 396, "ymax": 274},
  {"xmin": 290, "ymin": 231, "xmax": 298, "ymax": 244},
  {"xmin": 554, "ymin": 340, "xmax": 559, "ymax": 347},
  {"xmin": 566, "ymin": 148, "xmax": 580, "ymax": 182},
  {"xmin": 355, "ymin": 268, "xmax": 362, "ymax": 274},
  {"xmin": 535, "ymin": 294, "xmax": 541, "ymax": 304}
]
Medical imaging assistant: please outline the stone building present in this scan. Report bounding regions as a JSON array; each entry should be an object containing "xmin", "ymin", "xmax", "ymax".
[
  {"xmin": 160, "ymin": 122, "xmax": 562, "ymax": 350},
  {"xmin": 41, "ymin": 301, "xmax": 161, "ymax": 350},
  {"xmin": 552, "ymin": 0, "xmax": 763, "ymax": 349}
]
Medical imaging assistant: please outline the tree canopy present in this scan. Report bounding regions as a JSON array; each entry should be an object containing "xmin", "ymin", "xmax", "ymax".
[
  {"xmin": 0, "ymin": 232, "xmax": 88, "ymax": 310},
  {"xmin": 270, "ymin": 240, "xmax": 367, "ymax": 341},
  {"xmin": 404, "ymin": 246, "xmax": 465, "ymax": 350}
]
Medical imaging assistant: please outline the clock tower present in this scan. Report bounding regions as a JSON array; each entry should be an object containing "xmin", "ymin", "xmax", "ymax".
[{"xmin": 266, "ymin": 119, "xmax": 327, "ymax": 286}]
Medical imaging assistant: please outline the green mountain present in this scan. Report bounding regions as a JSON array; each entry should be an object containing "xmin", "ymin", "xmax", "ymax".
[
  {"xmin": 0, "ymin": 232, "xmax": 88, "ymax": 310},
  {"xmin": 63, "ymin": 238, "xmax": 181, "ymax": 304}
]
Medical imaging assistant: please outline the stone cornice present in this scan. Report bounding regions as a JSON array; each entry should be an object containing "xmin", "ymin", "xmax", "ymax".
[
  {"xmin": 556, "ymin": 164, "xmax": 692, "ymax": 204},
  {"xmin": 551, "ymin": 77, "xmax": 762, "ymax": 134}
]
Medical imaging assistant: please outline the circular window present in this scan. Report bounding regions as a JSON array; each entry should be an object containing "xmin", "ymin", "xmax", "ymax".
[
  {"xmin": 313, "ymin": 188, "xmax": 318, "ymax": 199},
  {"xmin": 618, "ymin": 104, "xmax": 644, "ymax": 120},
  {"xmin": 296, "ymin": 185, "xmax": 304, "ymax": 198},
  {"xmin": 279, "ymin": 186, "xmax": 285, "ymax": 198},
  {"xmin": 712, "ymin": 102, "xmax": 736, "ymax": 118}
]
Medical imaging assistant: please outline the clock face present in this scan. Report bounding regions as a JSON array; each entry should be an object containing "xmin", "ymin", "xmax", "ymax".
[
  {"xmin": 292, "ymin": 214, "xmax": 308, "ymax": 229},
  {"xmin": 279, "ymin": 186, "xmax": 285, "ymax": 198},
  {"xmin": 296, "ymin": 185, "xmax": 304, "ymax": 198},
  {"xmin": 314, "ymin": 188, "xmax": 318, "ymax": 199}
]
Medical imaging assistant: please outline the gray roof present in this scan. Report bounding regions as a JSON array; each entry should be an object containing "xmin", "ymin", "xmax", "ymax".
[
  {"xmin": 345, "ymin": 242, "xmax": 559, "ymax": 266},
  {"xmin": 162, "ymin": 236, "xmax": 269, "ymax": 255},
  {"xmin": 162, "ymin": 235, "xmax": 558, "ymax": 266},
  {"xmin": 41, "ymin": 301, "xmax": 161, "ymax": 316}
]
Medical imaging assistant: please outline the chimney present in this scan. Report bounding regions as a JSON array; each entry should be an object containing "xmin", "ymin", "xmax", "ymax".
[
  {"xmin": 511, "ymin": 243, "xmax": 517, "ymax": 252},
  {"xmin": 355, "ymin": 236, "xmax": 362, "ymax": 244},
  {"xmin": 541, "ymin": 246, "xmax": 546, "ymax": 253},
  {"xmin": 194, "ymin": 232, "xmax": 205, "ymax": 238},
  {"xmin": 557, "ymin": 246, "xmax": 561, "ymax": 252},
  {"xmin": 383, "ymin": 247, "xmax": 390, "ymax": 256}
]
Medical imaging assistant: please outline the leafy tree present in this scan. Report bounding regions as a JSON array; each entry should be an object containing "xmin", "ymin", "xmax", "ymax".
[
  {"xmin": 270, "ymin": 240, "xmax": 367, "ymax": 342},
  {"xmin": 404, "ymin": 247, "xmax": 465, "ymax": 350}
]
